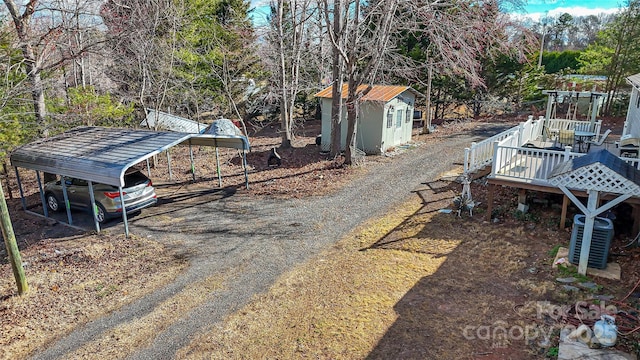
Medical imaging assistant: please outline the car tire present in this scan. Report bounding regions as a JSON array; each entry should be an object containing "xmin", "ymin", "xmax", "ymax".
[
  {"xmin": 94, "ymin": 203, "xmax": 107, "ymax": 224},
  {"xmin": 45, "ymin": 193, "xmax": 61, "ymax": 212}
]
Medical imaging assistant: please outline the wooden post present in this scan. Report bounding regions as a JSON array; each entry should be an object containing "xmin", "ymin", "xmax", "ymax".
[
  {"xmin": 486, "ymin": 183, "xmax": 495, "ymax": 221},
  {"xmin": 560, "ymin": 195, "xmax": 569, "ymax": 229},
  {"xmin": 632, "ymin": 205, "xmax": 640, "ymax": 236},
  {"xmin": 2, "ymin": 163, "xmax": 12, "ymax": 199},
  {"xmin": 0, "ymin": 180, "xmax": 28, "ymax": 294},
  {"xmin": 518, "ymin": 189, "xmax": 527, "ymax": 205}
]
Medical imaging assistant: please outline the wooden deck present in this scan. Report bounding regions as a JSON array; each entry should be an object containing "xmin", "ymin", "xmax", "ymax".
[
  {"xmin": 461, "ymin": 116, "xmax": 640, "ymax": 231},
  {"xmin": 486, "ymin": 142, "xmax": 640, "ymax": 232},
  {"xmin": 491, "ymin": 140, "xmax": 639, "ymax": 186}
]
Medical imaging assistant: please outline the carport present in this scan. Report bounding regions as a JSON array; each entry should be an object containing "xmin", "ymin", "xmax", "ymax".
[{"xmin": 9, "ymin": 126, "xmax": 250, "ymax": 236}]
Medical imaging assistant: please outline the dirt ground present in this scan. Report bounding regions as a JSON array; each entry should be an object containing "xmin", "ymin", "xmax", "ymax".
[{"xmin": 3, "ymin": 115, "xmax": 640, "ymax": 359}]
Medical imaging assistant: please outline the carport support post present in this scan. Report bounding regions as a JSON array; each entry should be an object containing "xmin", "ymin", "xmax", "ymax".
[
  {"xmin": 88, "ymin": 181, "xmax": 100, "ymax": 233},
  {"xmin": 243, "ymin": 151, "xmax": 249, "ymax": 189},
  {"xmin": 35, "ymin": 171, "xmax": 48, "ymax": 218},
  {"xmin": 119, "ymin": 187, "xmax": 129, "ymax": 237},
  {"xmin": 189, "ymin": 140, "xmax": 196, "ymax": 181},
  {"xmin": 14, "ymin": 167, "xmax": 26, "ymax": 210},
  {"xmin": 215, "ymin": 148, "xmax": 222, "ymax": 187},
  {"xmin": 60, "ymin": 177, "xmax": 73, "ymax": 226},
  {"xmin": 146, "ymin": 158, "xmax": 151, "ymax": 178}
]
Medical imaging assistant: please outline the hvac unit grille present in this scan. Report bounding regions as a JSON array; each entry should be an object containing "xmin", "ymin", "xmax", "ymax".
[{"xmin": 569, "ymin": 215, "xmax": 614, "ymax": 269}]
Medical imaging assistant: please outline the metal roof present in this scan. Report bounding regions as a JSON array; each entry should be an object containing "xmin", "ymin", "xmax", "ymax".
[
  {"xmin": 10, "ymin": 127, "xmax": 250, "ymax": 187},
  {"xmin": 314, "ymin": 84, "xmax": 424, "ymax": 102},
  {"xmin": 627, "ymin": 73, "xmax": 640, "ymax": 90},
  {"xmin": 187, "ymin": 134, "xmax": 250, "ymax": 149},
  {"xmin": 141, "ymin": 108, "xmax": 209, "ymax": 133}
]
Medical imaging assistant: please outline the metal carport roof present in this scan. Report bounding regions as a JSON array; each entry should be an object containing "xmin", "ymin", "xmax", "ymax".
[
  {"xmin": 9, "ymin": 126, "xmax": 250, "ymax": 236},
  {"xmin": 10, "ymin": 126, "xmax": 250, "ymax": 187}
]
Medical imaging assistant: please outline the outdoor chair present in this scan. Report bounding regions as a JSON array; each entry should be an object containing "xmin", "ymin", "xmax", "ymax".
[
  {"xmin": 543, "ymin": 126, "xmax": 558, "ymax": 147},
  {"xmin": 586, "ymin": 129, "xmax": 612, "ymax": 151},
  {"xmin": 558, "ymin": 129, "xmax": 575, "ymax": 150}
]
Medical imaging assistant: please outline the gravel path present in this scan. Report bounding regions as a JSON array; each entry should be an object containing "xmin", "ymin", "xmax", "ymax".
[{"xmin": 31, "ymin": 125, "xmax": 507, "ymax": 360}]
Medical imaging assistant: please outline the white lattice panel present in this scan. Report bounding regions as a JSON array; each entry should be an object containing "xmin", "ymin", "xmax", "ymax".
[{"xmin": 549, "ymin": 163, "xmax": 640, "ymax": 196}]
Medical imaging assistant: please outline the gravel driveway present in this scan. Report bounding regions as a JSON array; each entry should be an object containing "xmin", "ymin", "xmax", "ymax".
[{"xmin": 31, "ymin": 125, "xmax": 508, "ymax": 360}]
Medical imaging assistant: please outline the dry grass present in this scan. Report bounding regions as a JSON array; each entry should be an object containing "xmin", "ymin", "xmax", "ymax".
[
  {"xmin": 177, "ymin": 172, "xmax": 538, "ymax": 359},
  {"xmin": 0, "ymin": 230, "xmax": 187, "ymax": 359},
  {"xmin": 178, "ymin": 193, "xmax": 440, "ymax": 359},
  {"xmin": 67, "ymin": 273, "xmax": 225, "ymax": 359}
]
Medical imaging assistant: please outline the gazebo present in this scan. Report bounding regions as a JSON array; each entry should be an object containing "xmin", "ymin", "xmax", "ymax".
[{"xmin": 549, "ymin": 150, "xmax": 640, "ymax": 274}]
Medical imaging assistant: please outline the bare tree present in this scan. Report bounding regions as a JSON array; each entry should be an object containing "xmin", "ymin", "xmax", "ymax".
[
  {"xmin": 323, "ymin": 0, "xmax": 398, "ymax": 162},
  {"xmin": 267, "ymin": 0, "xmax": 319, "ymax": 148},
  {"xmin": 206, "ymin": 35, "xmax": 258, "ymax": 136},
  {"xmin": 321, "ymin": 0, "xmax": 531, "ymax": 164},
  {"xmin": 3, "ymin": 0, "xmax": 108, "ymax": 136},
  {"xmin": 101, "ymin": 0, "xmax": 181, "ymax": 123}
]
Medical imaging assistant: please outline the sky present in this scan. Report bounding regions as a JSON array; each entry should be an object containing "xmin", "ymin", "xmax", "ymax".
[
  {"xmin": 250, "ymin": 0, "xmax": 625, "ymax": 25},
  {"xmin": 517, "ymin": 0, "xmax": 622, "ymax": 21}
]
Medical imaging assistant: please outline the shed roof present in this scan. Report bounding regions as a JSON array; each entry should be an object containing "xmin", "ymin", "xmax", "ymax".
[
  {"xmin": 548, "ymin": 150, "xmax": 640, "ymax": 196},
  {"xmin": 141, "ymin": 108, "xmax": 209, "ymax": 133},
  {"xmin": 314, "ymin": 85, "xmax": 423, "ymax": 102},
  {"xmin": 10, "ymin": 127, "xmax": 249, "ymax": 187}
]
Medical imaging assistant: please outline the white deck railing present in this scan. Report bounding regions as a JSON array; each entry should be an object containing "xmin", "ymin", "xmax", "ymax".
[
  {"xmin": 492, "ymin": 145, "xmax": 579, "ymax": 183},
  {"xmin": 464, "ymin": 116, "xmax": 544, "ymax": 174},
  {"xmin": 490, "ymin": 144, "xmax": 640, "ymax": 184},
  {"xmin": 464, "ymin": 117, "xmax": 605, "ymax": 175}
]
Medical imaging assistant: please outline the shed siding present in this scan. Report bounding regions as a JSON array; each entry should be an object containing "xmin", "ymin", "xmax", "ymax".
[{"xmin": 319, "ymin": 89, "xmax": 416, "ymax": 155}]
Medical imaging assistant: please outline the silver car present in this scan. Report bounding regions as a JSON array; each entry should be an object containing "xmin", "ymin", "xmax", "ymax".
[{"xmin": 44, "ymin": 170, "xmax": 157, "ymax": 223}]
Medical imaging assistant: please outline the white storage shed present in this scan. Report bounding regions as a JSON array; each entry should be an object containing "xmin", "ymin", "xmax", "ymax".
[{"xmin": 315, "ymin": 85, "xmax": 423, "ymax": 154}]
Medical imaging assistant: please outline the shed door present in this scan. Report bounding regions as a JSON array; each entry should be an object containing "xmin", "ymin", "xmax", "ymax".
[{"xmin": 394, "ymin": 109, "xmax": 404, "ymax": 144}]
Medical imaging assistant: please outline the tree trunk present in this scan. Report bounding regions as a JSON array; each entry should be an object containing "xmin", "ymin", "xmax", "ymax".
[
  {"xmin": 31, "ymin": 70, "xmax": 48, "ymax": 137},
  {"xmin": 329, "ymin": 79, "xmax": 343, "ymax": 156},
  {"xmin": 328, "ymin": 0, "xmax": 343, "ymax": 158},
  {"xmin": 4, "ymin": 0, "xmax": 48, "ymax": 136},
  {"xmin": 422, "ymin": 62, "xmax": 433, "ymax": 133},
  {"xmin": 344, "ymin": 79, "xmax": 358, "ymax": 165},
  {"xmin": 277, "ymin": 0, "xmax": 293, "ymax": 148}
]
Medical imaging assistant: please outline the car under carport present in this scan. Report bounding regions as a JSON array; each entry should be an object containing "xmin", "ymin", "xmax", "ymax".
[{"xmin": 9, "ymin": 126, "xmax": 250, "ymax": 236}]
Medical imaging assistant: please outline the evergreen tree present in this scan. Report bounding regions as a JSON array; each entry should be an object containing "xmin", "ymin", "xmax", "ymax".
[{"xmin": 578, "ymin": 0, "xmax": 640, "ymax": 115}]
